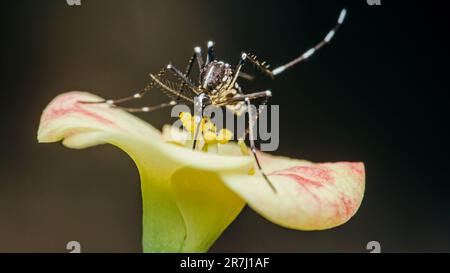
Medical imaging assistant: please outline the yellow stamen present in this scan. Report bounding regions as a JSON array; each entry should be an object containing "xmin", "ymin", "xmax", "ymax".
[
  {"xmin": 179, "ymin": 112, "xmax": 192, "ymax": 123},
  {"xmin": 179, "ymin": 112, "xmax": 207, "ymax": 134},
  {"xmin": 178, "ymin": 114, "xmax": 235, "ymax": 148},
  {"xmin": 216, "ymin": 129, "xmax": 233, "ymax": 144},
  {"xmin": 179, "ymin": 112, "xmax": 194, "ymax": 133},
  {"xmin": 185, "ymin": 119, "xmax": 196, "ymax": 133},
  {"xmin": 203, "ymin": 121, "xmax": 217, "ymax": 133},
  {"xmin": 203, "ymin": 131, "xmax": 217, "ymax": 144}
]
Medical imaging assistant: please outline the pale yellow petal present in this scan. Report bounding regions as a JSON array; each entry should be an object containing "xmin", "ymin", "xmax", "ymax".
[
  {"xmin": 220, "ymin": 152, "xmax": 365, "ymax": 230},
  {"xmin": 37, "ymin": 91, "xmax": 253, "ymax": 252}
]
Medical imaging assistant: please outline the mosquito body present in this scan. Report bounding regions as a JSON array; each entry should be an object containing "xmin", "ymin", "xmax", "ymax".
[{"xmin": 82, "ymin": 8, "xmax": 348, "ymax": 193}]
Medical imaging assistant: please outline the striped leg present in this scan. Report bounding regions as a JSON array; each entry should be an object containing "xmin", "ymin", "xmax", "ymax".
[
  {"xmin": 80, "ymin": 43, "xmax": 203, "ymax": 106},
  {"xmin": 205, "ymin": 40, "xmax": 215, "ymax": 65},
  {"xmin": 226, "ymin": 53, "xmax": 248, "ymax": 90},
  {"xmin": 166, "ymin": 63, "xmax": 198, "ymax": 92},
  {"xmin": 245, "ymin": 97, "xmax": 277, "ymax": 193},
  {"xmin": 194, "ymin": 46, "xmax": 204, "ymax": 70},
  {"xmin": 225, "ymin": 90, "xmax": 272, "ymax": 104},
  {"xmin": 224, "ymin": 90, "xmax": 276, "ymax": 192},
  {"xmin": 111, "ymin": 100, "xmax": 177, "ymax": 112},
  {"xmin": 192, "ymin": 93, "xmax": 208, "ymax": 150},
  {"xmin": 246, "ymin": 8, "xmax": 348, "ymax": 78},
  {"xmin": 80, "ymin": 67, "xmax": 167, "ymax": 105}
]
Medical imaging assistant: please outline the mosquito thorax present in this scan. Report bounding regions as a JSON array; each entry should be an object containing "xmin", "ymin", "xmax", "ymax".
[{"xmin": 199, "ymin": 60, "xmax": 233, "ymax": 93}]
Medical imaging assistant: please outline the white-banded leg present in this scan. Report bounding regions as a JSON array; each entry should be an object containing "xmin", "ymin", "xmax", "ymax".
[
  {"xmin": 174, "ymin": 52, "xmax": 197, "ymax": 102},
  {"xmin": 112, "ymin": 100, "xmax": 177, "ymax": 112},
  {"xmin": 226, "ymin": 53, "xmax": 248, "ymax": 90},
  {"xmin": 225, "ymin": 90, "xmax": 276, "ymax": 192},
  {"xmin": 184, "ymin": 52, "xmax": 196, "ymax": 76},
  {"xmin": 80, "ymin": 67, "xmax": 167, "ymax": 105},
  {"xmin": 179, "ymin": 52, "xmax": 195, "ymax": 87},
  {"xmin": 194, "ymin": 46, "xmax": 204, "ymax": 70},
  {"xmin": 192, "ymin": 93, "xmax": 208, "ymax": 150},
  {"xmin": 148, "ymin": 74, "xmax": 195, "ymax": 103},
  {"xmin": 181, "ymin": 52, "xmax": 196, "ymax": 83},
  {"xmin": 238, "ymin": 71, "xmax": 255, "ymax": 80},
  {"xmin": 225, "ymin": 90, "xmax": 272, "ymax": 104},
  {"xmin": 166, "ymin": 63, "xmax": 198, "ymax": 92},
  {"xmin": 247, "ymin": 8, "xmax": 348, "ymax": 78},
  {"xmin": 234, "ymin": 88, "xmax": 271, "ymax": 140},
  {"xmin": 205, "ymin": 40, "xmax": 215, "ymax": 65},
  {"xmin": 257, "ymin": 92, "xmax": 270, "ymax": 115},
  {"xmin": 236, "ymin": 93, "xmax": 271, "ymax": 143},
  {"xmin": 244, "ymin": 97, "xmax": 277, "ymax": 193}
]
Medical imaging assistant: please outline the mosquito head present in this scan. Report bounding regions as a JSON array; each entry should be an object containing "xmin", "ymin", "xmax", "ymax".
[{"xmin": 200, "ymin": 60, "xmax": 233, "ymax": 93}]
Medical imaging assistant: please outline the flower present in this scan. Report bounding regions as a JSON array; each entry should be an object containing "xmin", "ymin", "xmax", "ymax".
[{"xmin": 37, "ymin": 91, "xmax": 365, "ymax": 253}]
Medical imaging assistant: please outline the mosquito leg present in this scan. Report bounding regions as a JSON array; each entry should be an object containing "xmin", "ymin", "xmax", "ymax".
[
  {"xmin": 179, "ymin": 52, "xmax": 195, "ymax": 89},
  {"xmin": 234, "ymin": 82, "xmax": 243, "ymax": 94},
  {"xmin": 230, "ymin": 89, "xmax": 271, "ymax": 139},
  {"xmin": 192, "ymin": 94, "xmax": 207, "ymax": 150},
  {"xmin": 170, "ymin": 52, "xmax": 197, "ymax": 102},
  {"xmin": 238, "ymin": 71, "xmax": 255, "ymax": 80},
  {"xmin": 244, "ymin": 8, "xmax": 347, "ymax": 78},
  {"xmin": 226, "ymin": 53, "xmax": 248, "ymax": 90},
  {"xmin": 245, "ymin": 53, "xmax": 275, "ymax": 79},
  {"xmin": 245, "ymin": 97, "xmax": 277, "ymax": 193},
  {"xmin": 226, "ymin": 90, "xmax": 272, "ymax": 104},
  {"xmin": 205, "ymin": 41, "xmax": 215, "ymax": 65},
  {"xmin": 149, "ymin": 74, "xmax": 195, "ymax": 103},
  {"xmin": 184, "ymin": 52, "xmax": 196, "ymax": 78},
  {"xmin": 194, "ymin": 46, "xmax": 204, "ymax": 70},
  {"xmin": 238, "ymin": 93, "xmax": 270, "ymax": 140},
  {"xmin": 271, "ymin": 8, "xmax": 347, "ymax": 76},
  {"xmin": 112, "ymin": 100, "xmax": 177, "ymax": 112},
  {"xmin": 258, "ymin": 94, "xmax": 270, "ymax": 115},
  {"xmin": 79, "ymin": 67, "xmax": 167, "ymax": 105},
  {"xmin": 252, "ymin": 95, "xmax": 270, "ymax": 136},
  {"xmin": 166, "ymin": 63, "xmax": 197, "ymax": 91}
]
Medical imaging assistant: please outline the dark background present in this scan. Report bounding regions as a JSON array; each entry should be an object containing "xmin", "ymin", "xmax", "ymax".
[{"xmin": 1, "ymin": 0, "xmax": 449, "ymax": 252}]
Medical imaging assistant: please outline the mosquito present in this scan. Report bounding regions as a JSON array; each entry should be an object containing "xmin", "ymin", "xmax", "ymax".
[{"xmin": 82, "ymin": 8, "xmax": 347, "ymax": 193}]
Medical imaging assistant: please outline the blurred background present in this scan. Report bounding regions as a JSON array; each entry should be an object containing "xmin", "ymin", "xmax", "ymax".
[{"xmin": 1, "ymin": 0, "xmax": 449, "ymax": 252}]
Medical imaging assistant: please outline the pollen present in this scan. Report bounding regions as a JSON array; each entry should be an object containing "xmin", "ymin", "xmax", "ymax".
[
  {"xmin": 179, "ymin": 112, "xmax": 192, "ymax": 123},
  {"xmin": 203, "ymin": 121, "xmax": 217, "ymax": 133},
  {"xmin": 203, "ymin": 131, "xmax": 217, "ymax": 144},
  {"xmin": 179, "ymin": 112, "xmax": 206, "ymax": 133},
  {"xmin": 202, "ymin": 121, "xmax": 218, "ymax": 144},
  {"xmin": 216, "ymin": 129, "xmax": 233, "ymax": 144},
  {"xmin": 179, "ymin": 112, "xmax": 195, "ymax": 133},
  {"xmin": 181, "ymin": 118, "xmax": 195, "ymax": 133},
  {"xmin": 178, "ymin": 113, "xmax": 234, "ymax": 146}
]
